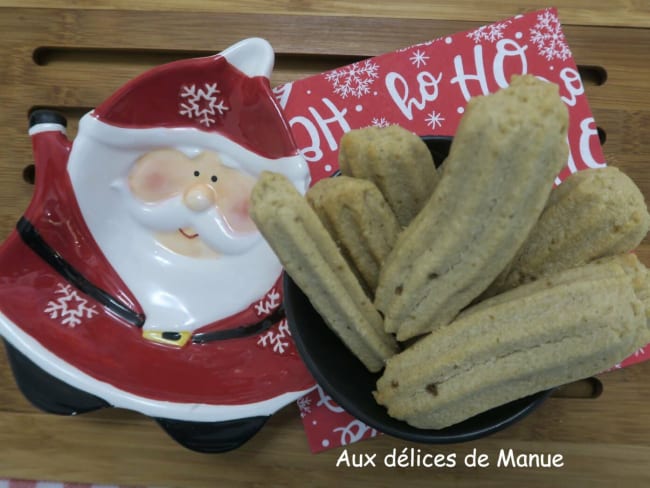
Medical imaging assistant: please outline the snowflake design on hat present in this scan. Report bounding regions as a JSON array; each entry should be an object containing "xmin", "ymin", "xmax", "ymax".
[
  {"xmin": 467, "ymin": 21, "xmax": 512, "ymax": 43},
  {"xmin": 179, "ymin": 82, "xmax": 229, "ymax": 127},
  {"xmin": 529, "ymin": 9, "xmax": 571, "ymax": 61},
  {"xmin": 325, "ymin": 59, "xmax": 380, "ymax": 99},
  {"xmin": 44, "ymin": 283, "xmax": 98, "ymax": 327}
]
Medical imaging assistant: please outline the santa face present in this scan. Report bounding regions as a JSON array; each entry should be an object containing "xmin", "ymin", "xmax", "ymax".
[
  {"xmin": 67, "ymin": 115, "xmax": 309, "ymax": 335},
  {"xmin": 125, "ymin": 148, "xmax": 258, "ymax": 259}
]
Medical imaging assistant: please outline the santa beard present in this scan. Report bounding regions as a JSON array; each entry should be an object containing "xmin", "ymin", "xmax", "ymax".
[{"xmin": 66, "ymin": 116, "xmax": 309, "ymax": 334}]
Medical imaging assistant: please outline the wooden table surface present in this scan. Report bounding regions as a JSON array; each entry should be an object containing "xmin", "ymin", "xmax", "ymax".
[{"xmin": 1, "ymin": 1, "xmax": 649, "ymax": 486}]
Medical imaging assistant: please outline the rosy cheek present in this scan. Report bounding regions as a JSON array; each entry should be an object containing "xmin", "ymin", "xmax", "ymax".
[
  {"xmin": 144, "ymin": 172, "xmax": 167, "ymax": 193},
  {"xmin": 131, "ymin": 170, "xmax": 181, "ymax": 202},
  {"xmin": 225, "ymin": 199, "xmax": 257, "ymax": 233}
]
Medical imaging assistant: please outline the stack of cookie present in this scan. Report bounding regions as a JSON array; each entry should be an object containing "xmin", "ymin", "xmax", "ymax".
[{"xmin": 249, "ymin": 75, "xmax": 650, "ymax": 430}]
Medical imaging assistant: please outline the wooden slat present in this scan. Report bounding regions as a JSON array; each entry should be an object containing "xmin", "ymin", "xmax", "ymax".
[{"xmin": 0, "ymin": 0, "xmax": 649, "ymax": 28}]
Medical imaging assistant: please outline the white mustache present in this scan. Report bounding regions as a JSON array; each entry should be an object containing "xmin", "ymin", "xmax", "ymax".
[{"xmin": 116, "ymin": 182, "xmax": 261, "ymax": 255}]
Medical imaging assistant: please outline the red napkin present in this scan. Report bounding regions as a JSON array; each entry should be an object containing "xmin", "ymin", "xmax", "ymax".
[{"xmin": 276, "ymin": 7, "xmax": 650, "ymax": 452}]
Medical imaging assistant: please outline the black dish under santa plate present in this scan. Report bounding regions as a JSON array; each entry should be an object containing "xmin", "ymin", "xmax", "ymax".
[{"xmin": 283, "ymin": 135, "xmax": 553, "ymax": 444}]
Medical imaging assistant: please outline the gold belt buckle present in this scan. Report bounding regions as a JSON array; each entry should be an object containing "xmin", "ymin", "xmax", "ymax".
[{"xmin": 142, "ymin": 330, "xmax": 192, "ymax": 347}]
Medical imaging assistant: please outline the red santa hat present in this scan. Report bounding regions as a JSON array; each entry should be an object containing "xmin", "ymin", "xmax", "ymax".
[{"xmin": 91, "ymin": 38, "xmax": 301, "ymax": 162}]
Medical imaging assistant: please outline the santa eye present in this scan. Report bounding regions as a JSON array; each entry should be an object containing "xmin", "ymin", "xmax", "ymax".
[
  {"xmin": 211, "ymin": 175, "xmax": 218, "ymax": 183},
  {"xmin": 193, "ymin": 170, "xmax": 200, "ymax": 177}
]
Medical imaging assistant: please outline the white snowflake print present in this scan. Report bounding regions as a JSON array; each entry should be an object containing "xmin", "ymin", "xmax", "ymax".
[
  {"xmin": 257, "ymin": 318, "xmax": 291, "ymax": 354},
  {"xmin": 178, "ymin": 82, "xmax": 229, "ymax": 127},
  {"xmin": 371, "ymin": 117, "xmax": 391, "ymax": 128},
  {"xmin": 634, "ymin": 345, "xmax": 646, "ymax": 357},
  {"xmin": 409, "ymin": 49, "xmax": 430, "ymax": 68},
  {"xmin": 529, "ymin": 9, "xmax": 571, "ymax": 61},
  {"xmin": 333, "ymin": 419, "xmax": 379, "ymax": 445},
  {"xmin": 44, "ymin": 283, "xmax": 98, "ymax": 327},
  {"xmin": 297, "ymin": 396, "xmax": 312, "ymax": 418},
  {"xmin": 254, "ymin": 287, "xmax": 281, "ymax": 316},
  {"xmin": 467, "ymin": 21, "xmax": 511, "ymax": 43},
  {"xmin": 425, "ymin": 110, "xmax": 445, "ymax": 131},
  {"xmin": 325, "ymin": 60, "xmax": 380, "ymax": 99}
]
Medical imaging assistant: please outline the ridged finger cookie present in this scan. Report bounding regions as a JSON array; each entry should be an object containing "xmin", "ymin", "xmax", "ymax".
[
  {"xmin": 250, "ymin": 171, "xmax": 399, "ymax": 372},
  {"xmin": 375, "ymin": 254, "xmax": 650, "ymax": 429},
  {"xmin": 374, "ymin": 75, "xmax": 569, "ymax": 341},
  {"xmin": 306, "ymin": 176, "xmax": 401, "ymax": 295},
  {"xmin": 338, "ymin": 125, "xmax": 439, "ymax": 227},
  {"xmin": 484, "ymin": 166, "xmax": 650, "ymax": 297}
]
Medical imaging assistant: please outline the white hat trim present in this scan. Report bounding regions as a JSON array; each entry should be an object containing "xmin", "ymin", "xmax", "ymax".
[{"xmin": 220, "ymin": 37, "xmax": 275, "ymax": 79}]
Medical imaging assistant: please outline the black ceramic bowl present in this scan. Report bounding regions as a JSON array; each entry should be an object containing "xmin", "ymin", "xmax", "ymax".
[{"xmin": 284, "ymin": 135, "xmax": 552, "ymax": 443}]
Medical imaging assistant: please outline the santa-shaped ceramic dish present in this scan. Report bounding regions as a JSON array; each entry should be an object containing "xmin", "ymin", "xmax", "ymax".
[{"xmin": 0, "ymin": 38, "xmax": 315, "ymax": 452}]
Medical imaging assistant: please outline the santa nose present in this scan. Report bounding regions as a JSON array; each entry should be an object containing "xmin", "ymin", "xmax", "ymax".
[{"xmin": 183, "ymin": 183, "xmax": 216, "ymax": 212}]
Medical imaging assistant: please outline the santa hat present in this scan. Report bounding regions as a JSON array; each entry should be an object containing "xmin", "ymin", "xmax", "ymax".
[{"xmin": 86, "ymin": 38, "xmax": 307, "ymax": 185}]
